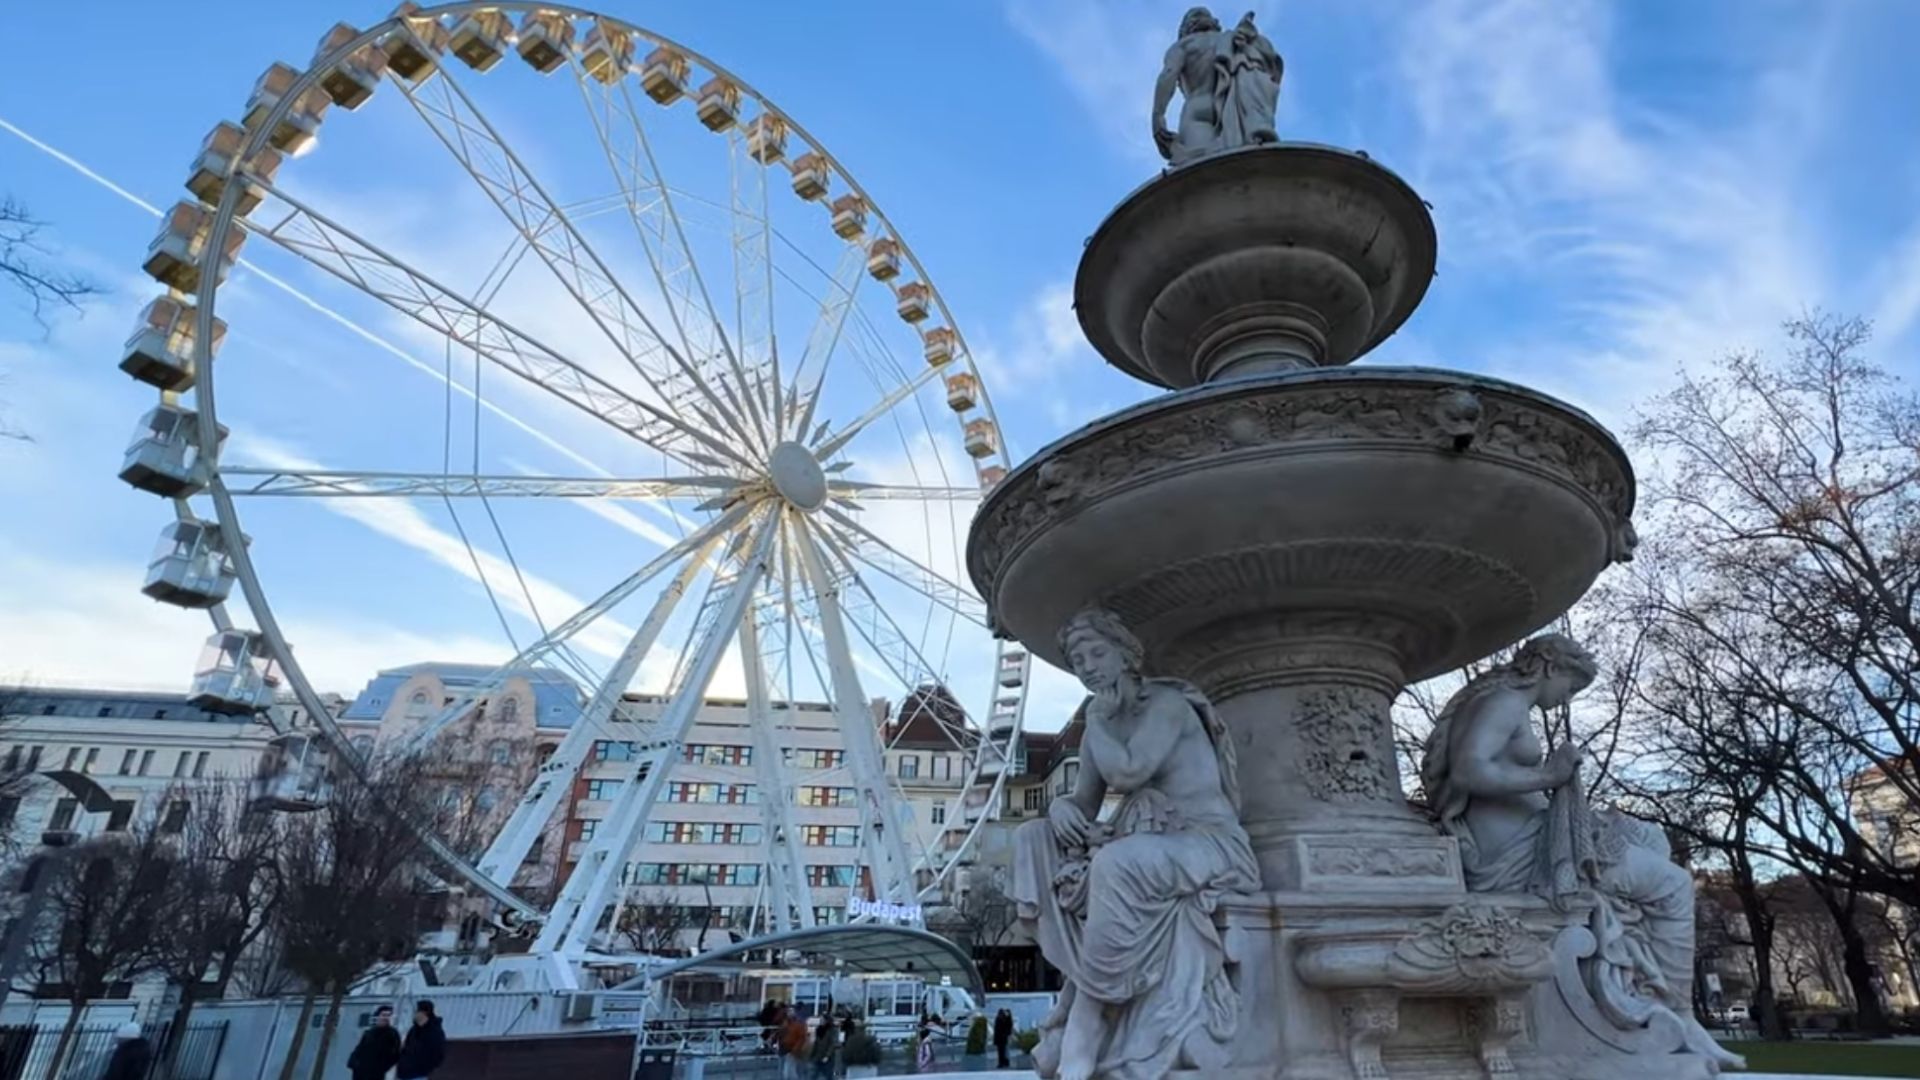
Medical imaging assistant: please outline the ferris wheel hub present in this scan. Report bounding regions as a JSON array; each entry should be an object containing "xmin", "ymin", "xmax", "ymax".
[{"xmin": 767, "ymin": 441, "xmax": 828, "ymax": 511}]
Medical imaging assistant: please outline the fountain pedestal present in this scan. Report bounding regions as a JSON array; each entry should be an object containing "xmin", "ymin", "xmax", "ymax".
[{"xmin": 968, "ymin": 146, "xmax": 1725, "ymax": 1079}]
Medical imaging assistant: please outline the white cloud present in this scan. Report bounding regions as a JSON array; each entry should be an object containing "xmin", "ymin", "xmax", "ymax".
[{"xmin": 0, "ymin": 545, "xmax": 501, "ymax": 696}]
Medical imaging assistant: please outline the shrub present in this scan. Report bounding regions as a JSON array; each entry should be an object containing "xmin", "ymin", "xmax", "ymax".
[
  {"xmin": 1014, "ymin": 1029, "xmax": 1041, "ymax": 1055},
  {"xmin": 843, "ymin": 1029, "xmax": 883, "ymax": 1067},
  {"xmin": 966, "ymin": 1015, "xmax": 988, "ymax": 1056}
]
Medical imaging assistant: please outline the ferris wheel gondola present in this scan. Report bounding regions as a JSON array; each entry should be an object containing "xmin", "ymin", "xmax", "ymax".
[{"xmin": 116, "ymin": 2, "xmax": 1030, "ymax": 981}]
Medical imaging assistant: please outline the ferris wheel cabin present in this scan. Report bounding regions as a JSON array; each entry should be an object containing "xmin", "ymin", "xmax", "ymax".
[
  {"xmin": 382, "ymin": 3, "xmax": 450, "ymax": 85},
  {"xmin": 119, "ymin": 404, "xmax": 225, "ymax": 499},
  {"xmin": 142, "ymin": 519, "xmax": 238, "ymax": 609},
  {"xmin": 746, "ymin": 114, "xmax": 788, "ymax": 164},
  {"xmin": 189, "ymin": 629, "xmax": 281, "ymax": 715},
  {"xmin": 515, "ymin": 11, "xmax": 575, "ymax": 74},
  {"xmin": 119, "ymin": 295, "xmax": 227, "ymax": 392},
  {"xmin": 144, "ymin": 203, "xmax": 245, "ymax": 294},
  {"xmin": 830, "ymin": 195, "xmax": 868, "ymax": 239},
  {"xmin": 187, "ymin": 123, "xmax": 282, "ymax": 217},
  {"xmin": 866, "ymin": 237, "xmax": 901, "ymax": 281},
  {"xmin": 251, "ymin": 732, "xmax": 332, "ymax": 814},
  {"xmin": 640, "ymin": 46, "xmax": 691, "ymax": 104},
  {"xmin": 580, "ymin": 19, "xmax": 633, "ymax": 85},
  {"xmin": 922, "ymin": 327, "xmax": 956, "ymax": 367},
  {"xmin": 449, "ymin": 9, "xmax": 512, "ymax": 72},
  {"xmin": 696, "ymin": 77, "xmax": 740, "ymax": 131},
  {"xmin": 313, "ymin": 23, "xmax": 389, "ymax": 109},
  {"xmin": 241, "ymin": 63, "xmax": 330, "ymax": 156}
]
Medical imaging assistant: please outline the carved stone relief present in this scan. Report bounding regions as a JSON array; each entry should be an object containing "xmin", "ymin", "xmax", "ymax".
[
  {"xmin": 1295, "ymin": 686, "xmax": 1392, "ymax": 802},
  {"xmin": 1308, "ymin": 841, "xmax": 1453, "ymax": 880},
  {"xmin": 1384, "ymin": 904, "xmax": 1553, "ymax": 995}
]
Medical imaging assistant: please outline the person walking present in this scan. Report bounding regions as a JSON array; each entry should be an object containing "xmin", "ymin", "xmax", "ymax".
[
  {"xmin": 992, "ymin": 1009, "xmax": 1014, "ymax": 1069},
  {"xmin": 778, "ymin": 1008, "xmax": 810, "ymax": 1080},
  {"xmin": 809, "ymin": 1016, "xmax": 840, "ymax": 1080},
  {"xmin": 100, "ymin": 1023, "xmax": 152, "ymax": 1080},
  {"xmin": 914, "ymin": 1015, "xmax": 934, "ymax": 1073},
  {"xmin": 349, "ymin": 1006, "xmax": 404, "ymax": 1080},
  {"xmin": 395, "ymin": 1001, "xmax": 448, "ymax": 1080}
]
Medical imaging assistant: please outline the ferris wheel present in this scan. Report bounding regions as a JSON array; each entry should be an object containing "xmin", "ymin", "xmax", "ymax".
[{"xmin": 115, "ymin": 2, "xmax": 1029, "ymax": 961}]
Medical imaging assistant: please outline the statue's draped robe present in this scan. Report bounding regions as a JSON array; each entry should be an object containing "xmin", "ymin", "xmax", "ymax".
[
  {"xmin": 1212, "ymin": 30, "xmax": 1280, "ymax": 152},
  {"xmin": 1012, "ymin": 680, "xmax": 1259, "ymax": 1080}
]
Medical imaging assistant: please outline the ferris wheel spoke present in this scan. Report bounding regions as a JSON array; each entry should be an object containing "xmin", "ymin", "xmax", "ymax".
[
  {"xmin": 811, "ymin": 527, "xmax": 960, "ymax": 719},
  {"xmin": 725, "ymin": 122, "xmax": 781, "ymax": 449},
  {"xmin": 222, "ymin": 467, "xmax": 743, "ymax": 500},
  {"xmin": 811, "ymin": 360, "xmax": 947, "ymax": 461},
  {"xmin": 787, "ymin": 242, "xmax": 868, "ymax": 443},
  {"xmin": 829, "ymin": 481, "xmax": 981, "ymax": 503},
  {"xmin": 395, "ymin": 501, "xmax": 754, "ymax": 756},
  {"xmin": 567, "ymin": 57, "xmax": 773, "ymax": 455},
  {"xmin": 820, "ymin": 506, "xmax": 986, "ymax": 628},
  {"xmin": 791, "ymin": 517, "xmax": 919, "ymax": 908},
  {"xmin": 390, "ymin": 40, "xmax": 766, "ymax": 457},
  {"xmin": 740, "ymin": 604, "xmax": 820, "ymax": 933},
  {"xmin": 239, "ymin": 178, "xmax": 759, "ymax": 473}
]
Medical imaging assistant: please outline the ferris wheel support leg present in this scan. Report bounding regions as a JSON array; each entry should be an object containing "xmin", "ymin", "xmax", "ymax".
[
  {"xmin": 741, "ymin": 602, "xmax": 819, "ymax": 935},
  {"xmin": 538, "ymin": 513, "xmax": 781, "ymax": 961},
  {"xmin": 474, "ymin": 543, "xmax": 715, "ymax": 887},
  {"xmin": 791, "ymin": 518, "xmax": 918, "ymax": 913}
]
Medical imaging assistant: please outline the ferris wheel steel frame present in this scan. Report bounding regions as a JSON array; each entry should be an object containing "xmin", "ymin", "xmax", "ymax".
[{"xmin": 143, "ymin": 2, "xmax": 1033, "ymax": 967}]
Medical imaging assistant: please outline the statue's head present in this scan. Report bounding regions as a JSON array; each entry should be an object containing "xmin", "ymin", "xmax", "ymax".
[
  {"xmin": 1507, "ymin": 633, "xmax": 1598, "ymax": 709},
  {"xmin": 1059, "ymin": 607, "xmax": 1143, "ymax": 696},
  {"xmin": 1179, "ymin": 6, "xmax": 1221, "ymax": 38}
]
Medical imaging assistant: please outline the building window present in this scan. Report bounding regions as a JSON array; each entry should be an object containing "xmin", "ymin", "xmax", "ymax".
[
  {"xmin": 174, "ymin": 751, "xmax": 191, "ymax": 778},
  {"xmin": 585, "ymin": 779, "xmax": 622, "ymax": 802},
  {"xmin": 630, "ymin": 863, "xmax": 761, "ymax": 887},
  {"xmin": 666, "ymin": 782, "xmax": 756, "ymax": 805},
  {"xmin": 404, "ymin": 691, "xmax": 431, "ymax": 720},
  {"xmin": 161, "ymin": 800, "xmax": 190, "ymax": 834},
  {"xmin": 500, "ymin": 697, "xmax": 519, "ymax": 724},
  {"xmin": 931, "ymin": 804, "xmax": 946, "ymax": 825},
  {"xmin": 138, "ymin": 750, "xmax": 155, "ymax": 777},
  {"xmin": 806, "ymin": 865, "xmax": 857, "ymax": 888},
  {"xmin": 897, "ymin": 755, "xmax": 919, "ymax": 780},
  {"xmin": 351, "ymin": 735, "xmax": 375, "ymax": 757},
  {"xmin": 193, "ymin": 752, "xmax": 210, "ymax": 779},
  {"xmin": 48, "ymin": 798, "xmax": 78, "ymax": 833},
  {"xmin": 684, "ymin": 744, "xmax": 752, "ymax": 767},
  {"xmin": 106, "ymin": 801, "xmax": 135, "ymax": 833},
  {"xmin": 796, "ymin": 786, "xmax": 856, "ymax": 808},
  {"xmin": 0, "ymin": 796, "xmax": 19, "ymax": 831},
  {"xmin": 801, "ymin": 825, "xmax": 860, "ymax": 847},
  {"xmin": 25, "ymin": 747, "xmax": 41, "ymax": 771},
  {"xmin": 595, "ymin": 740, "xmax": 639, "ymax": 762},
  {"xmin": 119, "ymin": 750, "xmax": 138, "ymax": 776},
  {"xmin": 488, "ymin": 741, "xmax": 511, "ymax": 766},
  {"xmin": 935, "ymin": 756, "xmax": 954, "ymax": 781},
  {"xmin": 1024, "ymin": 787, "xmax": 1043, "ymax": 812},
  {"xmin": 645, "ymin": 821, "xmax": 763, "ymax": 845},
  {"xmin": 785, "ymin": 748, "xmax": 844, "ymax": 769},
  {"xmin": 64, "ymin": 748, "xmax": 79, "ymax": 770},
  {"xmin": 579, "ymin": 820, "xmax": 600, "ymax": 841},
  {"xmin": 812, "ymin": 906, "xmax": 847, "ymax": 926},
  {"xmin": 83, "ymin": 749, "xmax": 100, "ymax": 774}
]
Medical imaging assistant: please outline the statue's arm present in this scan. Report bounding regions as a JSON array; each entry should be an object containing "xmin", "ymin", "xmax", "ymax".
[
  {"xmin": 1452, "ymin": 704, "xmax": 1567, "ymax": 797},
  {"xmin": 1151, "ymin": 42, "xmax": 1183, "ymax": 147},
  {"xmin": 1067, "ymin": 747, "xmax": 1108, "ymax": 820},
  {"xmin": 1087, "ymin": 691, "xmax": 1187, "ymax": 790}
]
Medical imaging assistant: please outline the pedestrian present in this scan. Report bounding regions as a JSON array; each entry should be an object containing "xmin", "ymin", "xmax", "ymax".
[
  {"xmin": 810, "ymin": 1016, "xmax": 840, "ymax": 1080},
  {"xmin": 779, "ymin": 1008, "xmax": 810, "ymax": 1080},
  {"xmin": 395, "ymin": 1001, "xmax": 447, "ymax": 1080},
  {"xmin": 349, "ymin": 1006, "xmax": 404, "ymax": 1080},
  {"xmin": 992, "ymin": 1009, "xmax": 1014, "ymax": 1069},
  {"xmin": 915, "ymin": 1016, "xmax": 934, "ymax": 1073},
  {"xmin": 100, "ymin": 1023, "xmax": 151, "ymax": 1080}
]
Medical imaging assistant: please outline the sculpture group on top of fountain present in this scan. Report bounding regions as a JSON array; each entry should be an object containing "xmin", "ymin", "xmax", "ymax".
[{"xmin": 1153, "ymin": 7, "xmax": 1284, "ymax": 166}]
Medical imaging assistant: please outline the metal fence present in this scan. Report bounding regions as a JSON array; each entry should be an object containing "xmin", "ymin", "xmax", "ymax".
[{"xmin": 0, "ymin": 1021, "xmax": 227, "ymax": 1080}]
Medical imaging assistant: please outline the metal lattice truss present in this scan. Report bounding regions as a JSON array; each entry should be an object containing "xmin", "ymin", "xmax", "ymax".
[{"xmin": 128, "ymin": 2, "xmax": 1036, "ymax": 985}]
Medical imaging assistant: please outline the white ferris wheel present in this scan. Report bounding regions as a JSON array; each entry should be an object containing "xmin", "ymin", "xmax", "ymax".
[{"xmin": 115, "ymin": 2, "xmax": 1029, "ymax": 969}]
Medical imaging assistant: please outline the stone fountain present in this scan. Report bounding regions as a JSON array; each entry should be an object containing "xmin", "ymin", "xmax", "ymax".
[{"xmin": 967, "ymin": 10, "xmax": 1733, "ymax": 1080}]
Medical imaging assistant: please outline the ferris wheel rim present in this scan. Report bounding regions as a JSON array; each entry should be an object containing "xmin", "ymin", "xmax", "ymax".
[{"xmin": 167, "ymin": 1, "xmax": 1031, "ymax": 937}]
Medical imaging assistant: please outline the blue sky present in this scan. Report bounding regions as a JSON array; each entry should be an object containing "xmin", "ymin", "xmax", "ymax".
[{"xmin": 2, "ymin": 0, "xmax": 1918, "ymax": 732}]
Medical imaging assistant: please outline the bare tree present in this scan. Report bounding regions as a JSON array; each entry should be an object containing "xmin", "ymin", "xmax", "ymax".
[
  {"xmin": 26, "ymin": 825, "xmax": 175, "ymax": 1080},
  {"xmin": 617, "ymin": 891, "xmax": 696, "ymax": 955},
  {"xmin": 0, "ymin": 198, "xmax": 93, "ymax": 317},
  {"xmin": 149, "ymin": 783, "xmax": 283, "ymax": 1079},
  {"xmin": 273, "ymin": 753, "xmax": 441, "ymax": 1080}
]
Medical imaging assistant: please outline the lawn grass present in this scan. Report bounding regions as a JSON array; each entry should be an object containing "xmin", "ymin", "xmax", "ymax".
[{"xmin": 1720, "ymin": 1039, "xmax": 1920, "ymax": 1077}]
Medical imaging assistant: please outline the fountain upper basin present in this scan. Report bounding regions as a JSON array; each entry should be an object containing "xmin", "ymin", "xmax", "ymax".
[{"xmin": 967, "ymin": 368, "xmax": 1636, "ymax": 688}]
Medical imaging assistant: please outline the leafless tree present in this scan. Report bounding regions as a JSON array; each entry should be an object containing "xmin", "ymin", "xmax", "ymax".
[
  {"xmin": 25, "ymin": 824, "xmax": 175, "ymax": 1080},
  {"xmin": 273, "ymin": 752, "xmax": 441, "ymax": 1080},
  {"xmin": 0, "ymin": 198, "xmax": 94, "ymax": 318},
  {"xmin": 617, "ymin": 891, "xmax": 696, "ymax": 955},
  {"xmin": 149, "ymin": 783, "xmax": 283, "ymax": 1079}
]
